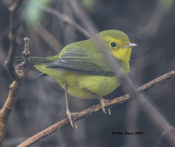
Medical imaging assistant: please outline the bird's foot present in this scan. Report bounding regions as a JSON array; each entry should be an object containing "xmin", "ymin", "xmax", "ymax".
[
  {"xmin": 66, "ymin": 110, "xmax": 78, "ymax": 128},
  {"xmin": 100, "ymin": 98, "xmax": 111, "ymax": 115}
]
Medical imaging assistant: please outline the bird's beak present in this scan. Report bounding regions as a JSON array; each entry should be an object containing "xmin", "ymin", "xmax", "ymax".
[{"xmin": 123, "ymin": 42, "xmax": 137, "ymax": 48}]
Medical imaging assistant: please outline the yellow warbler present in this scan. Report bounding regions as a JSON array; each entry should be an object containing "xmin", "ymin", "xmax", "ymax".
[{"xmin": 19, "ymin": 30, "xmax": 136, "ymax": 127}]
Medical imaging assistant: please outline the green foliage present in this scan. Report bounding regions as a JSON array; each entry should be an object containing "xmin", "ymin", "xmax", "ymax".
[
  {"xmin": 160, "ymin": 0, "xmax": 173, "ymax": 10},
  {"xmin": 23, "ymin": 0, "xmax": 52, "ymax": 26},
  {"xmin": 80, "ymin": 0, "xmax": 97, "ymax": 11}
]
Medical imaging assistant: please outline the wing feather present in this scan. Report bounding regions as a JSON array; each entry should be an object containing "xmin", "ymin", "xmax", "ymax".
[{"xmin": 46, "ymin": 48, "xmax": 114, "ymax": 76}]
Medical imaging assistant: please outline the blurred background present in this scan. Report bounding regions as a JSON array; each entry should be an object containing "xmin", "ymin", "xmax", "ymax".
[{"xmin": 0, "ymin": 0, "xmax": 175, "ymax": 146}]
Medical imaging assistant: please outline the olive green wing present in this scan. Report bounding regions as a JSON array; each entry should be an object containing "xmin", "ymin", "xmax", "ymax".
[{"xmin": 46, "ymin": 48, "xmax": 114, "ymax": 76}]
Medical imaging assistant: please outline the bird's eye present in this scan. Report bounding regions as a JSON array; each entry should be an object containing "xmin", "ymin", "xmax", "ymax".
[{"xmin": 110, "ymin": 42, "xmax": 117, "ymax": 47}]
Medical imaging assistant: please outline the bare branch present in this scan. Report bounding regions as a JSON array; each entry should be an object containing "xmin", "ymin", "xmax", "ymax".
[
  {"xmin": 0, "ymin": 0, "xmax": 24, "ymax": 146},
  {"xmin": 4, "ymin": 0, "xmax": 23, "ymax": 80},
  {"xmin": 0, "ymin": 81, "xmax": 19, "ymax": 146},
  {"xmin": 0, "ymin": 37, "xmax": 30, "ymax": 146},
  {"xmin": 36, "ymin": 24, "xmax": 62, "ymax": 53},
  {"xmin": 15, "ymin": 37, "xmax": 31, "ymax": 78},
  {"xmin": 17, "ymin": 71, "xmax": 175, "ymax": 147},
  {"xmin": 44, "ymin": 7, "xmax": 91, "ymax": 37}
]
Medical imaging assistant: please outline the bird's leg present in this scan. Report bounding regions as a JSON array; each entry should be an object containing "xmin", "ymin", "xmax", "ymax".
[
  {"xmin": 64, "ymin": 84, "xmax": 77, "ymax": 128},
  {"xmin": 99, "ymin": 98, "xmax": 111, "ymax": 115}
]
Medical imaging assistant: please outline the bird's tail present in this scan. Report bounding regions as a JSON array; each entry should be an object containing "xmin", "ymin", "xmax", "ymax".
[
  {"xmin": 15, "ymin": 56, "xmax": 51, "ymax": 64},
  {"xmin": 15, "ymin": 56, "xmax": 50, "ymax": 78}
]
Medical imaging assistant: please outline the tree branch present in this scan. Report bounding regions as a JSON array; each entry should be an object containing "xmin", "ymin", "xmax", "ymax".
[
  {"xmin": 17, "ymin": 71, "xmax": 175, "ymax": 147},
  {"xmin": 0, "ymin": 81, "xmax": 19, "ymax": 146},
  {"xmin": 4, "ymin": 0, "xmax": 23, "ymax": 80},
  {"xmin": 0, "ymin": 1, "xmax": 24, "ymax": 146},
  {"xmin": 0, "ymin": 37, "xmax": 30, "ymax": 146},
  {"xmin": 44, "ymin": 7, "xmax": 90, "ymax": 37}
]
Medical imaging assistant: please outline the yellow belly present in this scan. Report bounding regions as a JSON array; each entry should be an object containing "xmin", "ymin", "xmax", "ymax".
[
  {"xmin": 60, "ymin": 73, "xmax": 119, "ymax": 99},
  {"xmin": 34, "ymin": 65, "xmax": 120, "ymax": 99}
]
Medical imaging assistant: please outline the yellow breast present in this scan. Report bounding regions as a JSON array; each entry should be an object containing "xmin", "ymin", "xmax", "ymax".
[{"xmin": 34, "ymin": 64, "xmax": 120, "ymax": 99}]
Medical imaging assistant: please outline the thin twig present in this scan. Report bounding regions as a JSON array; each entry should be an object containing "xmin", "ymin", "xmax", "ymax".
[
  {"xmin": 16, "ymin": 37, "xmax": 31, "ymax": 77},
  {"xmin": 36, "ymin": 24, "xmax": 62, "ymax": 53},
  {"xmin": 17, "ymin": 71, "xmax": 175, "ymax": 147},
  {"xmin": 4, "ymin": 0, "xmax": 23, "ymax": 80},
  {"xmin": 44, "ymin": 7, "xmax": 90, "ymax": 37}
]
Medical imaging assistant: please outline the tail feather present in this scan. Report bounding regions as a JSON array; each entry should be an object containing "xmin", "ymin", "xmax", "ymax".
[{"xmin": 15, "ymin": 56, "xmax": 51, "ymax": 64}]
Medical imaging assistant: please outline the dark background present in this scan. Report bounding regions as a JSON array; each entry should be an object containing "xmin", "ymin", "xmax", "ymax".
[{"xmin": 0, "ymin": 0, "xmax": 175, "ymax": 146}]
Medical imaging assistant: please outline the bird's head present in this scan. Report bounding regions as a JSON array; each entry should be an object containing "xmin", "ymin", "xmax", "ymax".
[{"xmin": 99, "ymin": 30, "xmax": 137, "ymax": 63}]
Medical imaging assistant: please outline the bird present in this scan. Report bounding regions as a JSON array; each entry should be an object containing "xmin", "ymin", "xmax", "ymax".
[{"xmin": 17, "ymin": 29, "xmax": 136, "ymax": 128}]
